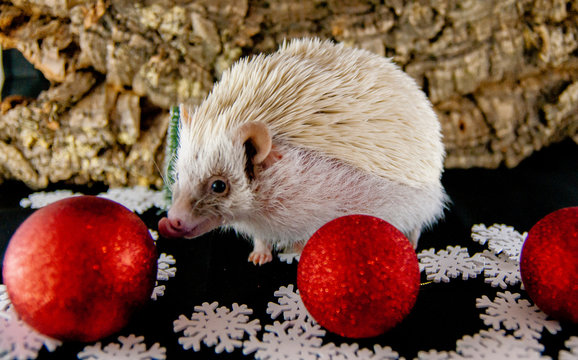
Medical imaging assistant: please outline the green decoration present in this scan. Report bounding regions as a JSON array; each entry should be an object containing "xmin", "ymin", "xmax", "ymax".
[{"xmin": 163, "ymin": 105, "xmax": 180, "ymax": 203}]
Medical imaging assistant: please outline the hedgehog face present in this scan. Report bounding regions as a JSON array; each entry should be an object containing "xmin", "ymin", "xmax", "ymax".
[{"xmin": 158, "ymin": 121, "xmax": 273, "ymax": 240}]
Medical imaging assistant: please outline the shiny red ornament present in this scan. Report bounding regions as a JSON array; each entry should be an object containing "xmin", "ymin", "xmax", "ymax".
[
  {"xmin": 3, "ymin": 196, "xmax": 158, "ymax": 342},
  {"xmin": 297, "ymin": 215, "xmax": 420, "ymax": 338},
  {"xmin": 520, "ymin": 206, "xmax": 578, "ymax": 323}
]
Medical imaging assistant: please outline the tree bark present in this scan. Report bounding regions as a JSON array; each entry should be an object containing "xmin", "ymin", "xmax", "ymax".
[{"xmin": 0, "ymin": 0, "xmax": 576, "ymax": 188}]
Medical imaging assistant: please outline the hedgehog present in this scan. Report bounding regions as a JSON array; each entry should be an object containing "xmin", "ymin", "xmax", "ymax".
[{"xmin": 158, "ymin": 38, "xmax": 448, "ymax": 265}]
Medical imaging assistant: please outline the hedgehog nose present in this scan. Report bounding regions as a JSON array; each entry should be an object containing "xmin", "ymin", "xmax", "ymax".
[
  {"xmin": 158, "ymin": 216, "xmax": 185, "ymax": 238},
  {"xmin": 171, "ymin": 218, "xmax": 183, "ymax": 228}
]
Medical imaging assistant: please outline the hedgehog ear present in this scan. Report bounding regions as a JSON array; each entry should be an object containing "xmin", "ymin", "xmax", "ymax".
[{"xmin": 238, "ymin": 122, "xmax": 272, "ymax": 164}]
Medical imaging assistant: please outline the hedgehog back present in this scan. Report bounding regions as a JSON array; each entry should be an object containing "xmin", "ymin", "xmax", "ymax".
[{"xmin": 187, "ymin": 38, "xmax": 444, "ymax": 189}]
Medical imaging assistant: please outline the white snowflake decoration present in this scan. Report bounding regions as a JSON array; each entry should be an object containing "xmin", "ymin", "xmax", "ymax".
[
  {"xmin": 19, "ymin": 190, "xmax": 82, "ymax": 208},
  {"xmin": 470, "ymin": 250, "xmax": 521, "ymax": 289},
  {"xmin": 151, "ymin": 253, "xmax": 177, "ymax": 301},
  {"xmin": 20, "ymin": 187, "xmax": 169, "ymax": 213},
  {"xmin": 174, "ymin": 302, "xmax": 261, "ymax": 354},
  {"xmin": 416, "ymin": 349, "xmax": 451, "ymax": 360},
  {"xmin": 277, "ymin": 252, "xmax": 301, "ymax": 264},
  {"xmin": 361, "ymin": 344, "xmax": 401, "ymax": 360},
  {"xmin": 250, "ymin": 284, "xmax": 402, "ymax": 360},
  {"xmin": 149, "ymin": 229, "xmax": 159, "ymax": 242},
  {"xmin": 560, "ymin": 336, "xmax": 578, "ymax": 360},
  {"xmin": 97, "ymin": 186, "xmax": 169, "ymax": 213},
  {"xmin": 471, "ymin": 224, "xmax": 527, "ymax": 261},
  {"xmin": 455, "ymin": 329, "xmax": 549, "ymax": 360},
  {"xmin": 327, "ymin": 343, "xmax": 401, "ymax": 360},
  {"xmin": 77, "ymin": 334, "xmax": 166, "ymax": 360},
  {"xmin": 418, "ymin": 329, "xmax": 549, "ymax": 359},
  {"xmin": 0, "ymin": 288, "xmax": 11, "ymax": 318},
  {"xmin": 0, "ymin": 286, "xmax": 61, "ymax": 360},
  {"xmin": 156, "ymin": 253, "xmax": 177, "ymax": 281},
  {"xmin": 151, "ymin": 285, "xmax": 167, "ymax": 301},
  {"xmin": 266, "ymin": 285, "xmax": 313, "ymax": 327},
  {"xmin": 418, "ymin": 246, "xmax": 483, "ymax": 283},
  {"xmin": 476, "ymin": 291, "xmax": 561, "ymax": 340},
  {"xmin": 243, "ymin": 321, "xmax": 401, "ymax": 360},
  {"xmin": 243, "ymin": 320, "xmax": 326, "ymax": 360}
]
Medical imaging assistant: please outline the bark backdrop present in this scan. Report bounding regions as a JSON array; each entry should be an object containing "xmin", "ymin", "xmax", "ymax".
[{"xmin": 0, "ymin": 0, "xmax": 577, "ymax": 189}]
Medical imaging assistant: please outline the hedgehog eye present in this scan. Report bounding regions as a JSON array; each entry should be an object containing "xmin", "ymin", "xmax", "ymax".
[
  {"xmin": 208, "ymin": 177, "xmax": 229, "ymax": 196},
  {"xmin": 212, "ymin": 180, "xmax": 227, "ymax": 193}
]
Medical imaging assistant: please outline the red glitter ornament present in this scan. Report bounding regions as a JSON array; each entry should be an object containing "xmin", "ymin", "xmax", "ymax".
[
  {"xmin": 297, "ymin": 215, "xmax": 420, "ymax": 338},
  {"xmin": 520, "ymin": 207, "xmax": 578, "ymax": 323},
  {"xmin": 3, "ymin": 196, "xmax": 158, "ymax": 342}
]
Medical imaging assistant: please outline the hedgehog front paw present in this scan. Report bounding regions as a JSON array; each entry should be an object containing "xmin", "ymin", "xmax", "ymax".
[
  {"xmin": 248, "ymin": 238, "xmax": 273, "ymax": 265},
  {"xmin": 248, "ymin": 251, "xmax": 273, "ymax": 265}
]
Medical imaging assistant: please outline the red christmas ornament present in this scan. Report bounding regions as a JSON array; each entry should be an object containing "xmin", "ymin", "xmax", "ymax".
[
  {"xmin": 520, "ymin": 207, "xmax": 578, "ymax": 323},
  {"xmin": 3, "ymin": 196, "xmax": 158, "ymax": 342},
  {"xmin": 297, "ymin": 215, "xmax": 420, "ymax": 338}
]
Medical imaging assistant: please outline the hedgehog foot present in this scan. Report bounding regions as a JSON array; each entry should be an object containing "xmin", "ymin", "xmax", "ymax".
[{"xmin": 248, "ymin": 238, "xmax": 273, "ymax": 265}]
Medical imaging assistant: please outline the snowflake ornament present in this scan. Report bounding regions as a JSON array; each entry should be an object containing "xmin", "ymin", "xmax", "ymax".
[
  {"xmin": 20, "ymin": 187, "xmax": 169, "ymax": 213},
  {"xmin": 476, "ymin": 291, "xmax": 561, "ymax": 340},
  {"xmin": 77, "ymin": 334, "xmax": 166, "ymax": 360},
  {"xmin": 174, "ymin": 302, "xmax": 261, "ymax": 354},
  {"xmin": 416, "ymin": 349, "xmax": 451, "ymax": 360},
  {"xmin": 251, "ymin": 284, "xmax": 402, "ymax": 360},
  {"xmin": 149, "ymin": 229, "xmax": 159, "ymax": 242},
  {"xmin": 418, "ymin": 246, "xmax": 482, "ymax": 283},
  {"xmin": 19, "ymin": 190, "xmax": 82, "ymax": 208},
  {"xmin": 266, "ymin": 285, "xmax": 313, "ymax": 327},
  {"xmin": 325, "ymin": 343, "xmax": 366, "ymax": 360},
  {"xmin": 151, "ymin": 285, "xmax": 167, "ymax": 302},
  {"xmin": 156, "ymin": 254, "xmax": 177, "ymax": 281},
  {"xmin": 456, "ymin": 329, "xmax": 549, "ymax": 360},
  {"xmin": 0, "ymin": 286, "xmax": 61, "ymax": 360},
  {"xmin": 471, "ymin": 224, "xmax": 526, "ymax": 261},
  {"xmin": 362, "ymin": 344, "xmax": 401, "ymax": 360},
  {"xmin": 151, "ymin": 253, "xmax": 177, "ymax": 301},
  {"xmin": 0, "ymin": 288, "xmax": 11, "ymax": 318},
  {"xmin": 243, "ymin": 320, "xmax": 326, "ymax": 360},
  {"xmin": 277, "ymin": 252, "xmax": 301, "ymax": 264},
  {"xmin": 560, "ymin": 336, "xmax": 578, "ymax": 360},
  {"xmin": 470, "ymin": 250, "xmax": 521, "ymax": 289},
  {"xmin": 98, "ymin": 186, "xmax": 169, "ymax": 213},
  {"xmin": 245, "ymin": 284, "xmax": 325, "ymax": 359},
  {"xmin": 417, "ymin": 329, "xmax": 549, "ymax": 359},
  {"xmin": 327, "ymin": 343, "xmax": 401, "ymax": 360}
]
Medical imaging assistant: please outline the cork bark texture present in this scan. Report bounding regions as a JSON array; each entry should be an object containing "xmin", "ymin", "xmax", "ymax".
[{"xmin": 0, "ymin": 0, "xmax": 577, "ymax": 188}]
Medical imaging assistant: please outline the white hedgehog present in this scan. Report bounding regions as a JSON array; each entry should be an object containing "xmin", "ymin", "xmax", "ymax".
[{"xmin": 158, "ymin": 38, "xmax": 448, "ymax": 265}]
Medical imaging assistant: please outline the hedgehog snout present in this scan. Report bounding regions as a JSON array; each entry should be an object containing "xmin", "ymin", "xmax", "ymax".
[
  {"xmin": 158, "ymin": 216, "xmax": 186, "ymax": 238},
  {"xmin": 158, "ymin": 193, "xmax": 226, "ymax": 239},
  {"xmin": 158, "ymin": 210, "xmax": 224, "ymax": 239},
  {"xmin": 159, "ymin": 199, "xmax": 191, "ymax": 238}
]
